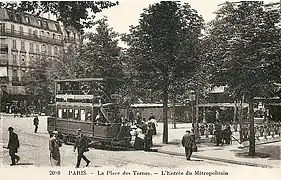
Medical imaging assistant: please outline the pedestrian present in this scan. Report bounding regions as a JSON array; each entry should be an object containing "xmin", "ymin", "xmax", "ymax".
[
  {"xmin": 73, "ymin": 129, "xmax": 90, "ymax": 168},
  {"xmin": 141, "ymin": 118, "xmax": 148, "ymax": 134},
  {"xmin": 136, "ymin": 110, "xmax": 141, "ymax": 125},
  {"xmin": 259, "ymin": 125, "xmax": 264, "ymax": 137},
  {"xmin": 33, "ymin": 115, "xmax": 39, "ymax": 133},
  {"xmin": 149, "ymin": 117, "xmax": 157, "ymax": 135},
  {"xmin": 181, "ymin": 130, "xmax": 194, "ymax": 161},
  {"xmin": 7, "ymin": 127, "xmax": 20, "ymax": 166},
  {"xmin": 148, "ymin": 112, "xmax": 155, "ymax": 120},
  {"xmin": 214, "ymin": 123, "xmax": 223, "ymax": 146},
  {"xmin": 208, "ymin": 123, "xmax": 214, "ymax": 135},
  {"xmin": 144, "ymin": 122, "xmax": 154, "ymax": 151},
  {"xmin": 223, "ymin": 126, "xmax": 232, "ymax": 144},
  {"xmin": 49, "ymin": 131, "xmax": 62, "ymax": 166},
  {"xmin": 199, "ymin": 124, "xmax": 205, "ymax": 136},
  {"xmin": 134, "ymin": 125, "xmax": 145, "ymax": 150},
  {"xmin": 233, "ymin": 123, "xmax": 238, "ymax": 132}
]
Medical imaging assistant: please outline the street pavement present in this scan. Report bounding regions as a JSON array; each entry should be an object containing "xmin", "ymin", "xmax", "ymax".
[
  {"xmin": 153, "ymin": 123, "xmax": 281, "ymax": 168},
  {"xmin": 0, "ymin": 114, "xmax": 239, "ymax": 168}
]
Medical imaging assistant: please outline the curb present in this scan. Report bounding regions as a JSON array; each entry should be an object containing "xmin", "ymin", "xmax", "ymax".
[
  {"xmin": 157, "ymin": 149, "xmax": 275, "ymax": 168},
  {"xmin": 239, "ymin": 138, "xmax": 281, "ymax": 149}
]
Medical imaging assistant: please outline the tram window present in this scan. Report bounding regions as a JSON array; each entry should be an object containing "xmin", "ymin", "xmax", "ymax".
[
  {"xmin": 74, "ymin": 109, "xmax": 80, "ymax": 120},
  {"xmin": 58, "ymin": 109, "xmax": 62, "ymax": 118},
  {"xmin": 81, "ymin": 109, "xmax": 86, "ymax": 121},
  {"xmin": 68, "ymin": 108, "xmax": 73, "ymax": 119},
  {"xmin": 86, "ymin": 110, "xmax": 92, "ymax": 121},
  {"xmin": 62, "ymin": 108, "xmax": 67, "ymax": 119}
]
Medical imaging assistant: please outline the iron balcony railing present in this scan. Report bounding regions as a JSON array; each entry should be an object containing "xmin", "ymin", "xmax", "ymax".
[{"xmin": 0, "ymin": 28, "xmax": 63, "ymax": 46}]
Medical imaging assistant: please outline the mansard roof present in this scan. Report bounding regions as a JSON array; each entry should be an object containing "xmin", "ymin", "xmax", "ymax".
[{"xmin": 0, "ymin": 8, "xmax": 62, "ymax": 33}]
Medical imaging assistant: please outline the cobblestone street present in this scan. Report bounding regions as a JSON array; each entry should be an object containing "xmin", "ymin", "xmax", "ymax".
[{"xmin": 1, "ymin": 115, "xmax": 239, "ymax": 168}]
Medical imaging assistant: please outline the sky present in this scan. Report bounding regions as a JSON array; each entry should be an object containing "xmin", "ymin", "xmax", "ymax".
[{"xmin": 94, "ymin": 0, "xmax": 279, "ymax": 34}]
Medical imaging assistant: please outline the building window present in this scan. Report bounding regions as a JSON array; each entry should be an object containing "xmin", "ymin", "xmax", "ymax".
[
  {"xmin": 15, "ymin": 13, "xmax": 21, "ymax": 22},
  {"xmin": 53, "ymin": 33, "xmax": 55, "ymax": 39},
  {"xmin": 21, "ymin": 54, "xmax": 26, "ymax": 64},
  {"xmin": 42, "ymin": 44, "xmax": 46, "ymax": 53},
  {"xmin": 12, "ymin": 69, "xmax": 18, "ymax": 81},
  {"xmin": 21, "ymin": 41, "xmax": 25, "ymax": 50},
  {"xmin": 0, "ymin": 23, "xmax": 5, "ymax": 34},
  {"xmin": 11, "ymin": 24, "xmax": 15, "ymax": 34},
  {"xmin": 36, "ymin": 43, "xmax": 39, "ymax": 53},
  {"xmin": 20, "ymin": 26, "xmax": 23, "ymax": 36},
  {"xmin": 25, "ymin": 16, "xmax": 30, "ymax": 24},
  {"xmin": 41, "ymin": 31, "xmax": 44, "ymax": 37},
  {"xmin": 28, "ymin": 28, "xmax": 32, "ymax": 37},
  {"xmin": 48, "ymin": 45, "xmax": 52, "ymax": 55},
  {"xmin": 12, "ymin": 40, "xmax": 17, "ymax": 50},
  {"xmin": 54, "ymin": 46, "xmax": 58, "ymax": 55},
  {"xmin": 12, "ymin": 55, "xmax": 17, "ymax": 65},
  {"xmin": 47, "ymin": 32, "xmax": 50, "ymax": 38},
  {"xmin": 38, "ymin": 20, "xmax": 42, "ymax": 27},
  {"xmin": 21, "ymin": 69, "xmax": 26, "ymax": 79},
  {"xmin": 30, "ymin": 42, "xmax": 34, "ymax": 53},
  {"xmin": 33, "ymin": 30, "xmax": 38, "ymax": 37}
]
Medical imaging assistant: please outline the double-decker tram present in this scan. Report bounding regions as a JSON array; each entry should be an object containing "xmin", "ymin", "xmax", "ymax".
[{"xmin": 47, "ymin": 78, "xmax": 132, "ymax": 148}]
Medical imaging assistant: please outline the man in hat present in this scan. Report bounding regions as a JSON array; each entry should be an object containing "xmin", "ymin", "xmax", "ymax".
[
  {"xmin": 7, "ymin": 127, "xmax": 20, "ymax": 166},
  {"xmin": 33, "ymin": 115, "xmax": 39, "ymax": 133},
  {"xmin": 49, "ymin": 131, "xmax": 62, "ymax": 166},
  {"xmin": 181, "ymin": 130, "xmax": 194, "ymax": 161},
  {"xmin": 73, "ymin": 129, "xmax": 90, "ymax": 168}
]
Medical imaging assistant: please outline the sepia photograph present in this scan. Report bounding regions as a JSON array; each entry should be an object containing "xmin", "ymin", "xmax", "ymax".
[{"xmin": 0, "ymin": 0, "xmax": 281, "ymax": 179}]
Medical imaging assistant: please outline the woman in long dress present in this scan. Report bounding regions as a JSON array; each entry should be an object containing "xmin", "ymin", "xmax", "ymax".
[{"xmin": 134, "ymin": 126, "xmax": 144, "ymax": 150}]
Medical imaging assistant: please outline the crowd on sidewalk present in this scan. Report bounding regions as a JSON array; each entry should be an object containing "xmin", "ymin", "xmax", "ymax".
[
  {"xmin": 130, "ymin": 113, "xmax": 158, "ymax": 151},
  {"xmin": 195, "ymin": 122, "xmax": 281, "ymax": 142}
]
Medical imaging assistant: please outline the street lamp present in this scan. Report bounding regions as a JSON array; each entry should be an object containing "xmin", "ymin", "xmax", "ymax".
[{"xmin": 189, "ymin": 90, "xmax": 198, "ymax": 152}]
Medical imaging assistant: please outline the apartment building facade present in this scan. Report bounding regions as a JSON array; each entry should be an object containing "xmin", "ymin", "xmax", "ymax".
[{"xmin": 0, "ymin": 8, "xmax": 81, "ymax": 112}]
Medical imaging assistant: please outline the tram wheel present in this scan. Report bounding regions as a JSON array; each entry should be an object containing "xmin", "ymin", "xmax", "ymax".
[{"xmin": 63, "ymin": 135, "xmax": 71, "ymax": 145}]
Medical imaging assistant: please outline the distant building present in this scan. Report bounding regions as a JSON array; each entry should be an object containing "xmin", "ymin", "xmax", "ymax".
[{"xmin": 0, "ymin": 8, "xmax": 81, "ymax": 112}]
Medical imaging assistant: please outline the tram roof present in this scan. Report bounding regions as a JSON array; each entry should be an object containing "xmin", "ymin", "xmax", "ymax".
[
  {"xmin": 55, "ymin": 78, "xmax": 105, "ymax": 82},
  {"xmin": 55, "ymin": 77, "xmax": 123, "ymax": 82}
]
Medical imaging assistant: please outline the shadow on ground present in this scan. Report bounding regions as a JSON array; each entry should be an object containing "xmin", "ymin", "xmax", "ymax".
[{"xmin": 236, "ymin": 145, "xmax": 281, "ymax": 160}]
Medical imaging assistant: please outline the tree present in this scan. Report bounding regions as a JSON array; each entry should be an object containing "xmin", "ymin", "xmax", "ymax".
[
  {"xmin": 205, "ymin": 1, "xmax": 281, "ymax": 156},
  {"xmin": 80, "ymin": 17, "xmax": 124, "ymax": 96},
  {"xmin": 22, "ymin": 55, "xmax": 54, "ymax": 111},
  {"xmin": 123, "ymin": 1, "xmax": 204, "ymax": 144},
  {"xmin": 0, "ymin": 1, "xmax": 118, "ymax": 32}
]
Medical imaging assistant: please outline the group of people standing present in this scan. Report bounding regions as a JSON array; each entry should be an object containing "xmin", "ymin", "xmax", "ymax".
[
  {"xmin": 214, "ymin": 123, "xmax": 233, "ymax": 146},
  {"xmin": 132, "ymin": 113, "xmax": 158, "ymax": 151},
  {"xmin": 242, "ymin": 123, "xmax": 281, "ymax": 141}
]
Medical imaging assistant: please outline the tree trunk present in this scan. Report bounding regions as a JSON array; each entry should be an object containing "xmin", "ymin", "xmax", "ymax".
[
  {"xmin": 248, "ymin": 96, "xmax": 255, "ymax": 156},
  {"xmin": 233, "ymin": 100, "xmax": 237, "ymax": 123},
  {"xmin": 239, "ymin": 95, "xmax": 244, "ymax": 143},
  {"xmin": 195, "ymin": 91, "xmax": 199, "ymax": 140},
  {"xmin": 172, "ymin": 98, "xmax": 176, "ymax": 129},
  {"xmin": 162, "ymin": 87, "xmax": 169, "ymax": 144}
]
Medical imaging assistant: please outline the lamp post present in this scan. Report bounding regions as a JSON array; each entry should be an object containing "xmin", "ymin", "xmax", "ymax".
[{"xmin": 189, "ymin": 90, "xmax": 198, "ymax": 152}]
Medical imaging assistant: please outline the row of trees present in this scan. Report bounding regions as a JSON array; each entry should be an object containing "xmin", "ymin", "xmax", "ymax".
[{"xmin": 8, "ymin": 1, "xmax": 281, "ymax": 156}]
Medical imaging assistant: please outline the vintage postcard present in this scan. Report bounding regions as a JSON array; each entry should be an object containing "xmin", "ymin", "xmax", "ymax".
[{"xmin": 1, "ymin": 0, "xmax": 281, "ymax": 179}]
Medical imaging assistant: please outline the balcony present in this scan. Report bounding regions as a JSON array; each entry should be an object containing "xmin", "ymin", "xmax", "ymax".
[{"xmin": 0, "ymin": 28, "xmax": 63, "ymax": 46}]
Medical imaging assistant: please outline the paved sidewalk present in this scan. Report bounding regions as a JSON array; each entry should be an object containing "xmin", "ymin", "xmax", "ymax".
[{"xmin": 153, "ymin": 123, "xmax": 281, "ymax": 168}]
